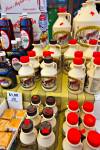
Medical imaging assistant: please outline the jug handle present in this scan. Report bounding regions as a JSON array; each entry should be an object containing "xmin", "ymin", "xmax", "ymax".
[
  {"xmin": 88, "ymin": 65, "xmax": 97, "ymax": 90},
  {"xmin": 66, "ymin": 13, "xmax": 71, "ymax": 24},
  {"xmin": 56, "ymin": 44, "xmax": 61, "ymax": 51},
  {"xmin": 53, "ymin": 62, "xmax": 57, "ymax": 70}
]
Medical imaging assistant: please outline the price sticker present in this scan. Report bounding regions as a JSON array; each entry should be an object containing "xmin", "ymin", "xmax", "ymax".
[{"xmin": 7, "ymin": 91, "xmax": 23, "ymax": 109}]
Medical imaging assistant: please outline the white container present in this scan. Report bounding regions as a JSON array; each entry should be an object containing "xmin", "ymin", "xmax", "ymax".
[
  {"xmin": 83, "ymin": 130, "xmax": 100, "ymax": 150},
  {"xmin": 80, "ymin": 114, "xmax": 96, "ymax": 137},
  {"xmin": 80, "ymin": 101, "xmax": 94, "ymax": 120},
  {"xmin": 46, "ymin": 96, "xmax": 58, "ymax": 117},
  {"xmin": 87, "ymin": 51, "xmax": 100, "ymax": 70},
  {"xmin": 70, "ymin": 51, "xmax": 85, "ymax": 71},
  {"xmin": 63, "ymin": 112, "xmax": 79, "ymax": 136},
  {"xmin": 28, "ymin": 51, "xmax": 40, "ymax": 80},
  {"xmin": 85, "ymin": 57, "xmax": 100, "ymax": 94},
  {"xmin": 68, "ymin": 57, "xmax": 86, "ymax": 94},
  {"xmin": 20, "ymin": 119, "xmax": 37, "ymax": 146},
  {"xmin": 31, "ymin": 95, "xmax": 43, "ymax": 115},
  {"xmin": 63, "ymin": 128, "xmax": 83, "ymax": 150},
  {"xmin": 84, "ymin": 39, "xmax": 98, "ymax": 60},
  {"xmin": 40, "ymin": 51, "xmax": 53, "ymax": 69},
  {"xmin": 32, "ymin": 40, "xmax": 43, "ymax": 62},
  {"xmin": 18, "ymin": 56, "xmax": 35, "ymax": 90},
  {"xmin": 65, "ymin": 100, "xmax": 79, "ymax": 117},
  {"xmin": 37, "ymin": 121, "xmax": 55, "ymax": 150},
  {"xmin": 73, "ymin": 3, "xmax": 87, "ymax": 33},
  {"xmin": 73, "ymin": 0, "xmax": 100, "ymax": 43},
  {"xmin": 53, "ymin": 7, "xmax": 71, "ymax": 50},
  {"xmin": 64, "ymin": 39, "xmax": 78, "ymax": 73},
  {"xmin": 26, "ymin": 105, "xmax": 41, "ymax": 128},
  {"xmin": 41, "ymin": 56, "xmax": 57, "ymax": 91},
  {"xmin": 49, "ymin": 40, "xmax": 61, "ymax": 73},
  {"xmin": 41, "ymin": 107, "xmax": 56, "ymax": 130}
]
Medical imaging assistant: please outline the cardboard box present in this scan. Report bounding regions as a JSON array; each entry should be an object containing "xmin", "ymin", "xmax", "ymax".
[{"xmin": 1, "ymin": 0, "xmax": 47, "ymax": 13}]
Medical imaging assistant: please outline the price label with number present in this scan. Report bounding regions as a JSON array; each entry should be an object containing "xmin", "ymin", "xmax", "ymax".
[{"xmin": 7, "ymin": 91, "xmax": 23, "ymax": 109}]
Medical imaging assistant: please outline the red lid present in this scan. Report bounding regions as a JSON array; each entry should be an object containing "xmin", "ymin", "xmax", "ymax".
[
  {"xmin": 24, "ymin": 119, "xmax": 31, "ymax": 126},
  {"xmin": 69, "ymin": 39, "xmax": 77, "ymax": 45},
  {"xmin": 87, "ymin": 130, "xmax": 100, "ymax": 148},
  {"xmin": 58, "ymin": 7, "xmax": 67, "ymax": 13},
  {"xmin": 39, "ymin": 14, "xmax": 46, "ymax": 20},
  {"xmin": 73, "ymin": 57, "xmax": 83, "ymax": 65},
  {"xmin": 43, "ymin": 51, "xmax": 54, "ymax": 57},
  {"xmin": 83, "ymin": 101, "xmax": 94, "ymax": 113},
  {"xmin": 94, "ymin": 57, "xmax": 100, "ymax": 65},
  {"xmin": 93, "ymin": 52, "xmax": 100, "ymax": 58},
  {"xmin": 89, "ymin": 39, "xmax": 97, "ymax": 45},
  {"xmin": 68, "ymin": 100, "xmax": 79, "ymax": 111},
  {"xmin": 28, "ymin": 51, "xmax": 36, "ymax": 57},
  {"xmin": 67, "ymin": 128, "xmax": 81, "ymax": 145},
  {"xmin": 74, "ymin": 51, "xmax": 83, "ymax": 58},
  {"xmin": 67, "ymin": 112, "xmax": 78, "ymax": 125},
  {"xmin": 84, "ymin": 114, "xmax": 96, "ymax": 127},
  {"xmin": 20, "ymin": 56, "xmax": 29, "ymax": 63}
]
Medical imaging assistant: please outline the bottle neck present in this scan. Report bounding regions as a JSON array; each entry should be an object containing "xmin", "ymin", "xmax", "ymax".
[
  {"xmin": 44, "ymin": 62, "xmax": 54, "ymax": 68},
  {"xmin": 58, "ymin": 13, "xmax": 67, "ymax": 18}
]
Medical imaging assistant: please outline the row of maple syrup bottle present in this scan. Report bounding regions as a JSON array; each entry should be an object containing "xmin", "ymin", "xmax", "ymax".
[
  {"xmin": 19, "ymin": 95, "xmax": 58, "ymax": 150},
  {"xmin": 63, "ymin": 100, "xmax": 100, "ymax": 150},
  {"xmin": 0, "ymin": 37, "xmax": 100, "ymax": 94},
  {"xmin": 19, "ymin": 97, "xmax": 100, "ymax": 150}
]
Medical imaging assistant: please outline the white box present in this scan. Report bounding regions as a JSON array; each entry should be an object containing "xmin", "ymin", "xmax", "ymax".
[{"xmin": 1, "ymin": 0, "xmax": 47, "ymax": 13}]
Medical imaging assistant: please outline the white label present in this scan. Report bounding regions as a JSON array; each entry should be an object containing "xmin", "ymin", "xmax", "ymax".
[
  {"xmin": 7, "ymin": 91, "xmax": 23, "ymax": 109},
  {"xmin": 21, "ymin": 30, "xmax": 30, "ymax": 49},
  {"xmin": 95, "ymin": 93, "xmax": 100, "ymax": 101},
  {"xmin": 1, "ymin": 30, "xmax": 10, "ymax": 50},
  {"xmin": 12, "ymin": 58, "xmax": 21, "ymax": 71}
]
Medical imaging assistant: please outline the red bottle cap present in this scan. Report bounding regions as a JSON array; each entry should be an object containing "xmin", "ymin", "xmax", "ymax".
[
  {"xmin": 24, "ymin": 119, "xmax": 31, "ymax": 126},
  {"xmin": 87, "ymin": 130, "xmax": 100, "ymax": 148},
  {"xmin": 28, "ymin": 51, "xmax": 36, "ymax": 57},
  {"xmin": 84, "ymin": 114, "xmax": 96, "ymax": 127},
  {"xmin": 43, "ymin": 51, "xmax": 54, "ymax": 57},
  {"xmin": 58, "ymin": 7, "xmax": 67, "ymax": 13},
  {"xmin": 74, "ymin": 51, "xmax": 83, "ymax": 58},
  {"xmin": 40, "ymin": 121, "xmax": 52, "ymax": 136},
  {"xmin": 94, "ymin": 57, "xmax": 100, "ymax": 65},
  {"xmin": 69, "ymin": 39, "xmax": 77, "ymax": 45},
  {"xmin": 67, "ymin": 128, "xmax": 81, "ymax": 145},
  {"xmin": 20, "ymin": 56, "xmax": 29, "ymax": 63},
  {"xmin": 67, "ymin": 112, "xmax": 78, "ymax": 125},
  {"xmin": 73, "ymin": 57, "xmax": 83, "ymax": 65},
  {"xmin": 89, "ymin": 39, "xmax": 97, "ymax": 45},
  {"xmin": 83, "ymin": 101, "xmax": 94, "ymax": 113},
  {"xmin": 68, "ymin": 100, "xmax": 79, "ymax": 111},
  {"xmin": 93, "ymin": 52, "xmax": 100, "ymax": 58}
]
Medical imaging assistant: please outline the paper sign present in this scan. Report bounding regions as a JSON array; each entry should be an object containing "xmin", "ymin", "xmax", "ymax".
[
  {"xmin": 1, "ymin": 0, "xmax": 47, "ymax": 13},
  {"xmin": 7, "ymin": 91, "xmax": 23, "ymax": 109}
]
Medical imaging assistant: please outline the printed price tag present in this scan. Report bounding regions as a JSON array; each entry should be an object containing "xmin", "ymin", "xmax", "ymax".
[{"xmin": 7, "ymin": 91, "xmax": 23, "ymax": 109}]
